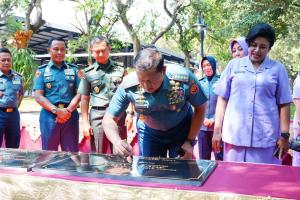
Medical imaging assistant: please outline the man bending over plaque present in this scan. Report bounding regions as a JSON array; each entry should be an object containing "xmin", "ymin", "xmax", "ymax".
[{"xmin": 103, "ymin": 47, "xmax": 207, "ymax": 159}]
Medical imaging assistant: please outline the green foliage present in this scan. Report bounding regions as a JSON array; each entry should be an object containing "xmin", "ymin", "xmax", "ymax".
[
  {"xmin": 0, "ymin": 0, "xmax": 19, "ymax": 20},
  {"xmin": 213, "ymin": 0, "xmax": 300, "ymax": 80},
  {"xmin": 67, "ymin": 0, "xmax": 125, "ymax": 63},
  {"xmin": 0, "ymin": 4, "xmax": 37, "ymax": 91},
  {"xmin": 164, "ymin": 0, "xmax": 300, "ymax": 77},
  {"xmin": 0, "ymin": 16, "xmax": 23, "ymax": 44},
  {"xmin": 9, "ymin": 48, "xmax": 37, "ymax": 91},
  {"xmin": 134, "ymin": 11, "xmax": 161, "ymax": 43}
]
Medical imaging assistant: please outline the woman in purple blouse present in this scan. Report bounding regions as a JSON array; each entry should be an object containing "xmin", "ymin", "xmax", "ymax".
[{"xmin": 212, "ymin": 23, "xmax": 291, "ymax": 164}]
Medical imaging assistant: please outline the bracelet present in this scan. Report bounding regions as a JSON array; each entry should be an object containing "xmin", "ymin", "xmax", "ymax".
[{"xmin": 66, "ymin": 108, "xmax": 72, "ymax": 113}]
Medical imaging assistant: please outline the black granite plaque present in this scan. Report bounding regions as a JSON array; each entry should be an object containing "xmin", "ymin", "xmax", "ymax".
[
  {"xmin": 0, "ymin": 148, "xmax": 59, "ymax": 171},
  {"xmin": 32, "ymin": 152, "xmax": 217, "ymax": 186}
]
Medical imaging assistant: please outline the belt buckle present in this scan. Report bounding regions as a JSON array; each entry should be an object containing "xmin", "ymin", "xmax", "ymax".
[
  {"xmin": 58, "ymin": 104, "xmax": 65, "ymax": 108},
  {"xmin": 6, "ymin": 108, "xmax": 13, "ymax": 112}
]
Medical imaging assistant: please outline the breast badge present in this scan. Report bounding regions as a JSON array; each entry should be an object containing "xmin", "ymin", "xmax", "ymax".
[
  {"xmin": 35, "ymin": 70, "xmax": 41, "ymax": 78},
  {"xmin": 168, "ymin": 79, "xmax": 185, "ymax": 111},
  {"xmin": 190, "ymin": 83, "xmax": 199, "ymax": 95},
  {"xmin": 135, "ymin": 87, "xmax": 149, "ymax": 113},
  {"xmin": 46, "ymin": 83, "xmax": 52, "ymax": 89},
  {"xmin": 139, "ymin": 114, "xmax": 146, "ymax": 121},
  {"xmin": 94, "ymin": 86, "xmax": 100, "ymax": 94}
]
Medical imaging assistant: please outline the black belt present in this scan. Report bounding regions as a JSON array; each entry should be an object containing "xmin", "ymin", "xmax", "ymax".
[
  {"xmin": 91, "ymin": 106, "xmax": 107, "ymax": 110},
  {"xmin": 0, "ymin": 107, "xmax": 16, "ymax": 112},
  {"xmin": 54, "ymin": 103, "xmax": 70, "ymax": 108}
]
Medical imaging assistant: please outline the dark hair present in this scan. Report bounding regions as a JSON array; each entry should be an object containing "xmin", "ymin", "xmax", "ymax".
[
  {"xmin": 246, "ymin": 23, "xmax": 276, "ymax": 48},
  {"xmin": 48, "ymin": 38, "xmax": 66, "ymax": 47},
  {"xmin": 90, "ymin": 36, "xmax": 110, "ymax": 47},
  {"xmin": 0, "ymin": 47, "xmax": 12, "ymax": 56},
  {"xmin": 134, "ymin": 46, "xmax": 164, "ymax": 72}
]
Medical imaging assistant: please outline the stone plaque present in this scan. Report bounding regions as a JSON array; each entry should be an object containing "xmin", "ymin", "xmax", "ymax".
[
  {"xmin": 32, "ymin": 152, "xmax": 217, "ymax": 186},
  {"xmin": 0, "ymin": 149, "xmax": 217, "ymax": 186},
  {"xmin": 0, "ymin": 148, "xmax": 59, "ymax": 171}
]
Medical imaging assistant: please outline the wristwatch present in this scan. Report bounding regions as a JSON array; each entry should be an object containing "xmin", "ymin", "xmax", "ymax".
[
  {"xmin": 51, "ymin": 107, "xmax": 57, "ymax": 114},
  {"xmin": 186, "ymin": 138, "xmax": 197, "ymax": 147},
  {"xmin": 281, "ymin": 132, "xmax": 290, "ymax": 140}
]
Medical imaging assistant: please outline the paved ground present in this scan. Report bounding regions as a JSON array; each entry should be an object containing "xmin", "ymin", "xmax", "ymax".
[{"xmin": 19, "ymin": 96, "xmax": 41, "ymax": 113}]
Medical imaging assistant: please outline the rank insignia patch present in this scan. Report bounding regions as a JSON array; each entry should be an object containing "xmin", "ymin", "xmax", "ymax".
[
  {"xmin": 35, "ymin": 70, "xmax": 41, "ymax": 78},
  {"xmin": 46, "ymin": 83, "xmax": 52, "ymax": 89},
  {"xmin": 190, "ymin": 83, "xmax": 198, "ymax": 94}
]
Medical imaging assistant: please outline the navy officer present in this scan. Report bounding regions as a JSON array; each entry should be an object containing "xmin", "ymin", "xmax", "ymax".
[
  {"xmin": 103, "ymin": 47, "xmax": 207, "ymax": 159},
  {"xmin": 0, "ymin": 47, "xmax": 23, "ymax": 148},
  {"xmin": 33, "ymin": 38, "xmax": 81, "ymax": 152}
]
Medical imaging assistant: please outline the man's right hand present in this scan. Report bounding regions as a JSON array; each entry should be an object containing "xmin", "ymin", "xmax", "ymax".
[
  {"xmin": 82, "ymin": 121, "xmax": 93, "ymax": 139},
  {"xmin": 114, "ymin": 139, "xmax": 132, "ymax": 157},
  {"xmin": 55, "ymin": 108, "xmax": 71, "ymax": 123}
]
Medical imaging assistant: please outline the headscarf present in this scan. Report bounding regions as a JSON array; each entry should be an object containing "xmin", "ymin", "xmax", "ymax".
[
  {"xmin": 230, "ymin": 37, "xmax": 248, "ymax": 56},
  {"xmin": 201, "ymin": 56, "xmax": 216, "ymax": 81}
]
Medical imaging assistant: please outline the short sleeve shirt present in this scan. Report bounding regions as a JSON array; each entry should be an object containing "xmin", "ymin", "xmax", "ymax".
[
  {"xmin": 107, "ymin": 64, "xmax": 207, "ymax": 130},
  {"xmin": 33, "ymin": 61, "xmax": 80, "ymax": 104},
  {"xmin": 215, "ymin": 56, "xmax": 292, "ymax": 148},
  {"xmin": 77, "ymin": 60, "xmax": 124, "ymax": 107},
  {"xmin": 199, "ymin": 75, "xmax": 219, "ymax": 131},
  {"xmin": 0, "ymin": 70, "xmax": 23, "ymax": 108}
]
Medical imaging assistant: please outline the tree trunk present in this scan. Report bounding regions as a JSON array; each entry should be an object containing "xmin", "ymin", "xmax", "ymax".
[
  {"xmin": 183, "ymin": 50, "xmax": 191, "ymax": 68},
  {"xmin": 25, "ymin": 0, "xmax": 45, "ymax": 33}
]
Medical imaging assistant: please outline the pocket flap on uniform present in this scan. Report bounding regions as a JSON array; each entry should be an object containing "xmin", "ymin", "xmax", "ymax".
[
  {"xmin": 0, "ymin": 82, "xmax": 5, "ymax": 91},
  {"xmin": 91, "ymin": 79, "xmax": 100, "ymax": 87},
  {"xmin": 65, "ymin": 75, "xmax": 75, "ymax": 81},
  {"xmin": 44, "ymin": 75, "xmax": 54, "ymax": 82}
]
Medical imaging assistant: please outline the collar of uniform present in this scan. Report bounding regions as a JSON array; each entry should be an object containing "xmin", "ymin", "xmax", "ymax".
[
  {"xmin": 245, "ymin": 55, "xmax": 272, "ymax": 73},
  {"xmin": 94, "ymin": 59, "xmax": 113, "ymax": 71},
  {"xmin": 162, "ymin": 75, "xmax": 171, "ymax": 90},
  {"xmin": 259, "ymin": 56, "xmax": 272, "ymax": 69},
  {"xmin": 203, "ymin": 74, "xmax": 219, "ymax": 83},
  {"xmin": 0, "ymin": 69, "xmax": 13, "ymax": 77},
  {"xmin": 48, "ymin": 60, "xmax": 68, "ymax": 69}
]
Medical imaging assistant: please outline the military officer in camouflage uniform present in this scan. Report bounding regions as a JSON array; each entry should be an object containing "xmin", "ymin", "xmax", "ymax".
[
  {"xmin": 78, "ymin": 36, "xmax": 126, "ymax": 153},
  {"xmin": 0, "ymin": 48, "xmax": 24, "ymax": 148},
  {"xmin": 103, "ymin": 47, "xmax": 207, "ymax": 159},
  {"xmin": 33, "ymin": 38, "xmax": 81, "ymax": 152}
]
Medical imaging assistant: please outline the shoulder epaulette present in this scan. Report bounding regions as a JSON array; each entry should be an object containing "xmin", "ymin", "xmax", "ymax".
[
  {"xmin": 121, "ymin": 72, "xmax": 139, "ymax": 89},
  {"xmin": 166, "ymin": 64, "xmax": 189, "ymax": 82},
  {"xmin": 199, "ymin": 77, "xmax": 206, "ymax": 81},
  {"xmin": 83, "ymin": 65, "xmax": 95, "ymax": 73},
  {"xmin": 12, "ymin": 70, "xmax": 22, "ymax": 77},
  {"xmin": 110, "ymin": 59, "xmax": 123, "ymax": 68},
  {"xmin": 38, "ymin": 64, "xmax": 48, "ymax": 69},
  {"xmin": 67, "ymin": 63, "xmax": 78, "ymax": 68}
]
